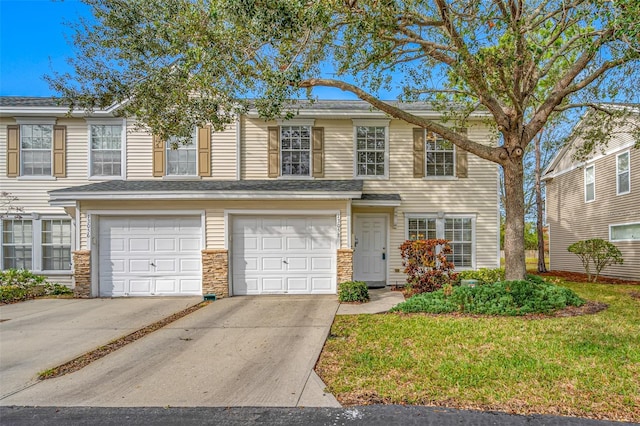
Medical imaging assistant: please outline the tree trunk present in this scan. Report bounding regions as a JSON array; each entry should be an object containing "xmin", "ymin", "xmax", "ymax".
[
  {"xmin": 535, "ymin": 136, "xmax": 548, "ymax": 273},
  {"xmin": 502, "ymin": 156, "xmax": 527, "ymax": 281}
]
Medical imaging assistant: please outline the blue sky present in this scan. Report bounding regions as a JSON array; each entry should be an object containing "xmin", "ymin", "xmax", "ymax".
[
  {"xmin": 0, "ymin": 0, "xmax": 360, "ymax": 99},
  {"xmin": 0, "ymin": 0, "xmax": 92, "ymax": 97}
]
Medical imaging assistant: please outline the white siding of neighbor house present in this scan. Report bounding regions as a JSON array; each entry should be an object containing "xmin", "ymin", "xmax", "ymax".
[
  {"xmin": 241, "ymin": 116, "xmax": 500, "ymax": 284},
  {"xmin": 546, "ymin": 147, "xmax": 640, "ymax": 280}
]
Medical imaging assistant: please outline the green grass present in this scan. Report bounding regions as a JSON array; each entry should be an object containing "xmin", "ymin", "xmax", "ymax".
[{"xmin": 317, "ymin": 281, "xmax": 640, "ymax": 421}]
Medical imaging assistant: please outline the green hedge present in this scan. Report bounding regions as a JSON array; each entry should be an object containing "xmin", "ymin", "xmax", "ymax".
[
  {"xmin": 391, "ymin": 278, "xmax": 584, "ymax": 316},
  {"xmin": 338, "ymin": 281, "xmax": 370, "ymax": 303},
  {"xmin": 0, "ymin": 269, "xmax": 72, "ymax": 303}
]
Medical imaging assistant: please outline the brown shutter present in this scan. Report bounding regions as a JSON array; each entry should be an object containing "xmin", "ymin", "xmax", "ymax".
[
  {"xmin": 198, "ymin": 125, "xmax": 212, "ymax": 177},
  {"xmin": 152, "ymin": 134, "xmax": 165, "ymax": 177},
  {"xmin": 312, "ymin": 127, "xmax": 324, "ymax": 178},
  {"xmin": 267, "ymin": 126, "xmax": 280, "ymax": 178},
  {"xmin": 455, "ymin": 127, "xmax": 468, "ymax": 178},
  {"xmin": 413, "ymin": 128, "xmax": 425, "ymax": 178},
  {"xmin": 6, "ymin": 125, "xmax": 19, "ymax": 177},
  {"xmin": 53, "ymin": 125, "xmax": 66, "ymax": 177}
]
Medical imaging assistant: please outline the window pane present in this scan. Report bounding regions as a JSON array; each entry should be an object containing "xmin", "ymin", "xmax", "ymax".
[
  {"xmin": 21, "ymin": 125, "xmax": 53, "ymax": 176},
  {"xmin": 618, "ymin": 172, "xmax": 630, "ymax": 194},
  {"xmin": 355, "ymin": 126, "xmax": 386, "ymax": 176},
  {"xmin": 91, "ymin": 125, "xmax": 122, "ymax": 176},
  {"xmin": 611, "ymin": 223, "xmax": 640, "ymax": 241},
  {"xmin": 426, "ymin": 135, "xmax": 455, "ymax": 177},
  {"xmin": 166, "ymin": 135, "xmax": 197, "ymax": 176},
  {"xmin": 41, "ymin": 219, "xmax": 71, "ymax": 270},
  {"xmin": 2, "ymin": 220, "xmax": 33, "ymax": 269},
  {"xmin": 280, "ymin": 126, "xmax": 311, "ymax": 176}
]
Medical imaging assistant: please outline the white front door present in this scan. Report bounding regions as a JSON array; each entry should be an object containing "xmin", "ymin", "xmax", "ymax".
[
  {"xmin": 354, "ymin": 216, "xmax": 387, "ymax": 285},
  {"xmin": 232, "ymin": 216, "xmax": 337, "ymax": 295},
  {"xmin": 98, "ymin": 216, "xmax": 202, "ymax": 297}
]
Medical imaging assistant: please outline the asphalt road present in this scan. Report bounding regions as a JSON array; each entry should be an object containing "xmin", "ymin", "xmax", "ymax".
[{"xmin": 1, "ymin": 406, "xmax": 636, "ymax": 426}]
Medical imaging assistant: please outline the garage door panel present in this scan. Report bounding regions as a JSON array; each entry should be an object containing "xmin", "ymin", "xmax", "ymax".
[
  {"xmin": 99, "ymin": 216, "xmax": 202, "ymax": 297},
  {"xmin": 232, "ymin": 215, "xmax": 336, "ymax": 295}
]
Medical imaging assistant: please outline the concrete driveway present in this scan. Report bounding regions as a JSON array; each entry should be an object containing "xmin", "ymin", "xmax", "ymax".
[
  {"xmin": 0, "ymin": 295, "xmax": 340, "ymax": 407},
  {"xmin": 0, "ymin": 298, "xmax": 201, "ymax": 400}
]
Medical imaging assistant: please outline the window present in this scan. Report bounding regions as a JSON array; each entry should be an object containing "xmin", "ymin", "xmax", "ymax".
[
  {"xmin": 90, "ymin": 124, "xmax": 123, "ymax": 177},
  {"xmin": 1, "ymin": 218, "xmax": 72, "ymax": 271},
  {"xmin": 406, "ymin": 215, "xmax": 475, "ymax": 269},
  {"xmin": 426, "ymin": 134, "xmax": 455, "ymax": 177},
  {"xmin": 610, "ymin": 223, "xmax": 640, "ymax": 241},
  {"xmin": 166, "ymin": 133, "xmax": 197, "ymax": 176},
  {"xmin": 2, "ymin": 219, "xmax": 33, "ymax": 269},
  {"xmin": 41, "ymin": 220, "xmax": 72, "ymax": 270},
  {"xmin": 444, "ymin": 218, "xmax": 473, "ymax": 268},
  {"xmin": 617, "ymin": 151, "xmax": 630, "ymax": 195},
  {"xmin": 355, "ymin": 126, "xmax": 387, "ymax": 177},
  {"xmin": 281, "ymin": 125, "xmax": 311, "ymax": 176},
  {"xmin": 408, "ymin": 218, "xmax": 437, "ymax": 240},
  {"xmin": 21, "ymin": 124, "xmax": 52, "ymax": 176},
  {"xmin": 584, "ymin": 164, "xmax": 595, "ymax": 202}
]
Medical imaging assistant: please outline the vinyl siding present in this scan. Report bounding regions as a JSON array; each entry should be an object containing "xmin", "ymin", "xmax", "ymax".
[
  {"xmin": 241, "ymin": 117, "xmax": 500, "ymax": 284},
  {"xmin": 546, "ymin": 148, "xmax": 640, "ymax": 280}
]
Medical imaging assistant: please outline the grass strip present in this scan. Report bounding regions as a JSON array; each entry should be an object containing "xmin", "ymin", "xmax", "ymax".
[{"xmin": 38, "ymin": 301, "xmax": 209, "ymax": 380}]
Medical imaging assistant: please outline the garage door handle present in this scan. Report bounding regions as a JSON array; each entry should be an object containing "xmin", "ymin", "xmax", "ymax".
[
  {"xmin": 283, "ymin": 260, "xmax": 288, "ymax": 264},
  {"xmin": 150, "ymin": 262, "xmax": 156, "ymax": 267}
]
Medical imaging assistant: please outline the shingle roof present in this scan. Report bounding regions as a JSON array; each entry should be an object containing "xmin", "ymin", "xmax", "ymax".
[
  {"xmin": 0, "ymin": 96, "xmax": 62, "ymax": 107},
  {"xmin": 49, "ymin": 179, "xmax": 364, "ymax": 194},
  {"xmin": 360, "ymin": 193, "xmax": 401, "ymax": 201}
]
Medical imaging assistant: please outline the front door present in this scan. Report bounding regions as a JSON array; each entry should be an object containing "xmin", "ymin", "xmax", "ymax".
[{"xmin": 353, "ymin": 216, "xmax": 387, "ymax": 287}]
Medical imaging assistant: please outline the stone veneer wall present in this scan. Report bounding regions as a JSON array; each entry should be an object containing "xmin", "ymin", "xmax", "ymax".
[
  {"xmin": 337, "ymin": 248, "xmax": 354, "ymax": 284},
  {"xmin": 202, "ymin": 249, "xmax": 229, "ymax": 298},
  {"xmin": 73, "ymin": 250, "xmax": 91, "ymax": 298}
]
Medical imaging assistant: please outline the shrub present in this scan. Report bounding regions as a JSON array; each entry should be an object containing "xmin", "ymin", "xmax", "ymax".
[
  {"xmin": 568, "ymin": 239, "xmax": 624, "ymax": 282},
  {"xmin": 338, "ymin": 281, "xmax": 369, "ymax": 303},
  {"xmin": 391, "ymin": 277, "xmax": 584, "ymax": 316},
  {"xmin": 399, "ymin": 239, "xmax": 458, "ymax": 296},
  {"xmin": 0, "ymin": 269, "xmax": 72, "ymax": 303},
  {"xmin": 456, "ymin": 268, "xmax": 505, "ymax": 285}
]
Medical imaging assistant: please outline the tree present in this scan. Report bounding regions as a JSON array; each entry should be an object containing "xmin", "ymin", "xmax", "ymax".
[
  {"xmin": 49, "ymin": 0, "xmax": 640, "ymax": 280},
  {"xmin": 567, "ymin": 239, "xmax": 624, "ymax": 282}
]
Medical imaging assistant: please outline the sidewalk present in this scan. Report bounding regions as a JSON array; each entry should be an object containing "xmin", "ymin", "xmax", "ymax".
[{"xmin": 336, "ymin": 287, "xmax": 405, "ymax": 315}]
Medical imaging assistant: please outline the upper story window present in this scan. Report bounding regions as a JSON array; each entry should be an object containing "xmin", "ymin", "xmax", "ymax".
[
  {"xmin": 426, "ymin": 135, "xmax": 455, "ymax": 177},
  {"xmin": 585, "ymin": 164, "xmax": 595, "ymax": 202},
  {"xmin": 21, "ymin": 124, "xmax": 53, "ymax": 176},
  {"xmin": 617, "ymin": 151, "xmax": 630, "ymax": 195},
  {"xmin": 1, "ymin": 217, "xmax": 71, "ymax": 272},
  {"xmin": 280, "ymin": 125, "xmax": 311, "ymax": 177},
  {"xmin": 90, "ymin": 124, "xmax": 123, "ymax": 178},
  {"xmin": 166, "ymin": 132, "xmax": 197, "ymax": 176},
  {"xmin": 406, "ymin": 214, "xmax": 475, "ymax": 269},
  {"xmin": 353, "ymin": 120, "xmax": 390, "ymax": 178}
]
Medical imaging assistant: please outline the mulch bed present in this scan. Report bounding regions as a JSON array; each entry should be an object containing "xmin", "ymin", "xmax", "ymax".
[
  {"xmin": 38, "ymin": 301, "xmax": 209, "ymax": 380},
  {"xmin": 532, "ymin": 270, "xmax": 640, "ymax": 285}
]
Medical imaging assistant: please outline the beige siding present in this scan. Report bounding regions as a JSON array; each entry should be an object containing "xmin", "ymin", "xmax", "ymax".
[
  {"xmin": 547, "ymin": 148, "xmax": 640, "ymax": 280},
  {"xmin": 241, "ymin": 117, "xmax": 500, "ymax": 284},
  {"xmin": 211, "ymin": 120, "xmax": 237, "ymax": 180}
]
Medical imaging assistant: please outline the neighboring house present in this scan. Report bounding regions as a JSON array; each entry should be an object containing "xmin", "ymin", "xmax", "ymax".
[
  {"xmin": 543, "ymin": 110, "xmax": 639, "ymax": 280},
  {"xmin": 1, "ymin": 97, "xmax": 500, "ymax": 298}
]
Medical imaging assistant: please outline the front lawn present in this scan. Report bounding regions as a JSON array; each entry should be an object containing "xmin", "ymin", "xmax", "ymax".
[{"xmin": 316, "ymin": 281, "xmax": 640, "ymax": 422}]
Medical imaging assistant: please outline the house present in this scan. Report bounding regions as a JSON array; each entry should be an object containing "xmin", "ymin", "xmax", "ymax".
[
  {"xmin": 1, "ymin": 97, "xmax": 500, "ymax": 298},
  {"xmin": 543, "ymin": 109, "xmax": 639, "ymax": 280}
]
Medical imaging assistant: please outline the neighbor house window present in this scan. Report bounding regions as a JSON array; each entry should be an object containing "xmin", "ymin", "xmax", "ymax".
[
  {"xmin": 584, "ymin": 165, "xmax": 595, "ymax": 202},
  {"xmin": 90, "ymin": 124, "xmax": 123, "ymax": 177},
  {"xmin": 2, "ymin": 219, "xmax": 33, "ymax": 269},
  {"xmin": 426, "ymin": 134, "xmax": 455, "ymax": 177},
  {"xmin": 406, "ymin": 215, "xmax": 475, "ymax": 269},
  {"xmin": 280, "ymin": 125, "xmax": 311, "ymax": 176},
  {"xmin": 610, "ymin": 223, "xmax": 640, "ymax": 241},
  {"xmin": 355, "ymin": 126, "xmax": 387, "ymax": 177},
  {"xmin": 166, "ymin": 133, "xmax": 197, "ymax": 176},
  {"xmin": 21, "ymin": 124, "xmax": 52, "ymax": 176},
  {"xmin": 1, "ymin": 218, "xmax": 72, "ymax": 272},
  {"xmin": 617, "ymin": 151, "xmax": 630, "ymax": 195}
]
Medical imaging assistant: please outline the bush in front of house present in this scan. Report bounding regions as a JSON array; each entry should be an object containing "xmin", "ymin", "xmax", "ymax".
[
  {"xmin": 456, "ymin": 268, "xmax": 506, "ymax": 285},
  {"xmin": 391, "ymin": 276, "xmax": 584, "ymax": 316},
  {"xmin": 568, "ymin": 238, "xmax": 624, "ymax": 282},
  {"xmin": 399, "ymin": 239, "xmax": 458, "ymax": 296},
  {"xmin": 338, "ymin": 281, "xmax": 370, "ymax": 303},
  {"xmin": 0, "ymin": 269, "xmax": 72, "ymax": 303}
]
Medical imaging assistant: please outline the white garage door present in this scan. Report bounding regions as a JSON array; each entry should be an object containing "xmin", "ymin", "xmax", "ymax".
[
  {"xmin": 232, "ymin": 216, "xmax": 337, "ymax": 295},
  {"xmin": 99, "ymin": 216, "xmax": 202, "ymax": 297}
]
